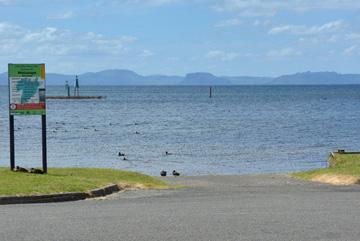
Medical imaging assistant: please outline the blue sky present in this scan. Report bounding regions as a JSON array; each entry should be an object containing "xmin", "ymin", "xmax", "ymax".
[{"xmin": 0, "ymin": 0, "xmax": 360, "ymax": 76}]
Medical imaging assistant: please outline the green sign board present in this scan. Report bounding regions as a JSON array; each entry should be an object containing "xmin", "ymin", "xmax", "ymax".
[{"xmin": 8, "ymin": 64, "xmax": 46, "ymax": 115}]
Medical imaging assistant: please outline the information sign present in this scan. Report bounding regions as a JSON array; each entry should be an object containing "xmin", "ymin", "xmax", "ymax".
[{"xmin": 8, "ymin": 64, "xmax": 46, "ymax": 115}]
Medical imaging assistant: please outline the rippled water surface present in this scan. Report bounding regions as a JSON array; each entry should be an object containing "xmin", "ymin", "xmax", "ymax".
[{"xmin": 0, "ymin": 85, "xmax": 359, "ymax": 175}]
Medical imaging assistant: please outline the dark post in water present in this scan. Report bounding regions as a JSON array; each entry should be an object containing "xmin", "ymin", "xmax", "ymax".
[{"xmin": 209, "ymin": 86, "xmax": 212, "ymax": 98}]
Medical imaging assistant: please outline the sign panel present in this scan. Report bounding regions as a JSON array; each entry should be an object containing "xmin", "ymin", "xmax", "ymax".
[{"xmin": 8, "ymin": 64, "xmax": 46, "ymax": 115}]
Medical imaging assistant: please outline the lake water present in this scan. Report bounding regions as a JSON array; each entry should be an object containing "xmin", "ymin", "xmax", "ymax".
[{"xmin": 0, "ymin": 85, "xmax": 359, "ymax": 175}]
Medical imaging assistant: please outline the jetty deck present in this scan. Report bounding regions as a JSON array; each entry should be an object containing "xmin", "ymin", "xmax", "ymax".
[{"xmin": 46, "ymin": 96, "xmax": 105, "ymax": 100}]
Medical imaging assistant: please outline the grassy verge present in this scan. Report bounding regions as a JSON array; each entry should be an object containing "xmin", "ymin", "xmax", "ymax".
[
  {"xmin": 0, "ymin": 168, "xmax": 172, "ymax": 196},
  {"xmin": 292, "ymin": 153, "xmax": 360, "ymax": 185}
]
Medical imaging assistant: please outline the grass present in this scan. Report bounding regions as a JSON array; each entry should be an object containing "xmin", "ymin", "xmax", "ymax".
[
  {"xmin": 0, "ymin": 167, "xmax": 172, "ymax": 196},
  {"xmin": 292, "ymin": 153, "xmax": 360, "ymax": 184}
]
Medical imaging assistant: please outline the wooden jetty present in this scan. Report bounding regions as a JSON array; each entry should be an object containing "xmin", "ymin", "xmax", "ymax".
[
  {"xmin": 49, "ymin": 76, "xmax": 106, "ymax": 99},
  {"xmin": 46, "ymin": 96, "xmax": 105, "ymax": 100}
]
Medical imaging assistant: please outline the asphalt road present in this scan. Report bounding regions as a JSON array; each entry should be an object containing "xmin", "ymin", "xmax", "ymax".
[{"xmin": 1, "ymin": 174, "xmax": 360, "ymax": 241}]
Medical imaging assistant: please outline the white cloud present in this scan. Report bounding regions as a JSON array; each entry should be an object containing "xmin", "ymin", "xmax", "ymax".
[
  {"xmin": 253, "ymin": 19, "xmax": 271, "ymax": 27},
  {"xmin": 0, "ymin": 22, "xmax": 23, "ymax": 37},
  {"xmin": 0, "ymin": 0, "xmax": 14, "ymax": 5},
  {"xmin": 327, "ymin": 35, "xmax": 340, "ymax": 43},
  {"xmin": 343, "ymin": 45, "xmax": 359, "ymax": 56},
  {"xmin": 106, "ymin": 0, "xmax": 180, "ymax": 6},
  {"xmin": 267, "ymin": 47, "xmax": 302, "ymax": 58},
  {"xmin": 205, "ymin": 50, "xmax": 239, "ymax": 61},
  {"xmin": 269, "ymin": 20, "xmax": 345, "ymax": 35},
  {"xmin": 0, "ymin": 22, "xmax": 141, "ymax": 73},
  {"xmin": 345, "ymin": 33, "xmax": 360, "ymax": 40},
  {"xmin": 0, "ymin": 22, "xmax": 137, "ymax": 57},
  {"xmin": 48, "ymin": 11, "xmax": 75, "ymax": 20},
  {"xmin": 215, "ymin": 18, "xmax": 242, "ymax": 27},
  {"xmin": 214, "ymin": 0, "xmax": 360, "ymax": 17},
  {"xmin": 167, "ymin": 56, "xmax": 179, "ymax": 61},
  {"xmin": 139, "ymin": 49, "xmax": 155, "ymax": 57}
]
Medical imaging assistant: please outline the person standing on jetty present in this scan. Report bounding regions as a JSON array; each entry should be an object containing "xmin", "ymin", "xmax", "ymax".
[
  {"xmin": 65, "ymin": 81, "xmax": 70, "ymax": 97},
  {"xmin": 74, "ymin": 75, "xmax": 80, "ymax": 96}
]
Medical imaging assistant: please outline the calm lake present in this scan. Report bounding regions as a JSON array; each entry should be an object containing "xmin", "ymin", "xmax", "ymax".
[{"xmin": 0, "ymin": 85, "xmax": 359, "ymax": 175}]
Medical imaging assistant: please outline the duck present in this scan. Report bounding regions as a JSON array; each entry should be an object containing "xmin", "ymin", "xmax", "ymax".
[
  {"xmin": 118, "ymin": 152, "xmax": 125, "ymax": 157},
  {"xmin": 160, "ymin": 170, "xmax": 167, "ymax": 176},
  {"xmin": 15, "ymin": 166, "xmax": 28, "ymax": 173},
  {"xmin": 30, "ymin": 168, "xmax": 44, "ymax": 174},
  {"xmin": 172, "ymin": 170, "xmax": 180, "ymax": 176}
]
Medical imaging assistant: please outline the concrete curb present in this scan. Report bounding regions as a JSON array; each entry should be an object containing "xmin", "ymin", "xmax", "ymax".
[
  {"xmin": 86, "ymin": 184, "xmax": 120, "ymax": 198},
  {"xmin": 0, "ymin": 184, "xmax": 121, "ymax": 205}
]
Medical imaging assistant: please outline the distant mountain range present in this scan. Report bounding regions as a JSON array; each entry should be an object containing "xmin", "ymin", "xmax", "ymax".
[{"xmin": 1, "ymin": 69, "xmax": 360, "ymax": 85}]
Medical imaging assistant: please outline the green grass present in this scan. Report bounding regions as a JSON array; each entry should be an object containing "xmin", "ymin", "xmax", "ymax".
[
  {"xmin": 292, "ymin": 153, "xmax": 360, "ymax": 180},
  {"xmin": 0, "ymin": 168, "xmax": 171, "ymax": 196}
]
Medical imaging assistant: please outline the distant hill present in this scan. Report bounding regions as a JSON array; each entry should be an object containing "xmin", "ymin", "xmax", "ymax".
[
  {"xmin": 0, "ymin": 69, "xmax": 183, "ymax": 86},
  {"xmin": 270, "ymin": 71, "xmax": 360, "ymax": 85},
  {"xmin": 80, "ymin": 69, "xmax": 142, "ymax": 85},
  {"xmin": 46, "ymin": 73, "xmax": 73, "ymax": 85},
  {"xmin": 143, "ymin": 75, "xmax": 183, "ymax": 85},
  {"xmin": 180, "ymin": 72, "xmax": 232, "ymax": 85},
  {"xmin": 225, "ymin": 76, "xmax": 273, "ymax": 85},
  {"xmin": 1, "ymin": 69, "xmax": 360, "ymax": 85}
]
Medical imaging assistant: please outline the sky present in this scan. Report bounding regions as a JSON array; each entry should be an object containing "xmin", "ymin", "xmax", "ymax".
[{"xmin": 0, "ymin": 0, "xmax": 360, "ymax": 76}]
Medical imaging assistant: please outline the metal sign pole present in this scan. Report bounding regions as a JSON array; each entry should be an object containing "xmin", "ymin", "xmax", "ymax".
[
  {"xmin": 41, "ymin": 114, "xmax": 47, "ymax": 173},
  {"xmin": 8, "ymin": 64, "xmax": 15, "ymax": 171},
  {"xmin": 9, "ymin": 115, "xmax": 15, "ymax": 171}
]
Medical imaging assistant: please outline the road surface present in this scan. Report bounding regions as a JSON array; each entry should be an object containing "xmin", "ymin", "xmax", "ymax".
[{"xmin": 1, "ymin": 174, "xmax": 360, "ymax": 241}]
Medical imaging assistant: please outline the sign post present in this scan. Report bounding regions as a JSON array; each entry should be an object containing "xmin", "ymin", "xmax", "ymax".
[{"xmin": 8, "ymin": 64, "xmax": 47, "ymax": 173}]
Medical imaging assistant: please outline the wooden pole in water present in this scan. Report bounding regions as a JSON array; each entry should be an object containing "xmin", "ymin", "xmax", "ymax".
[{"xmin": 209, "ymin": 86, "xmax": 212, "ymax": 98}]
